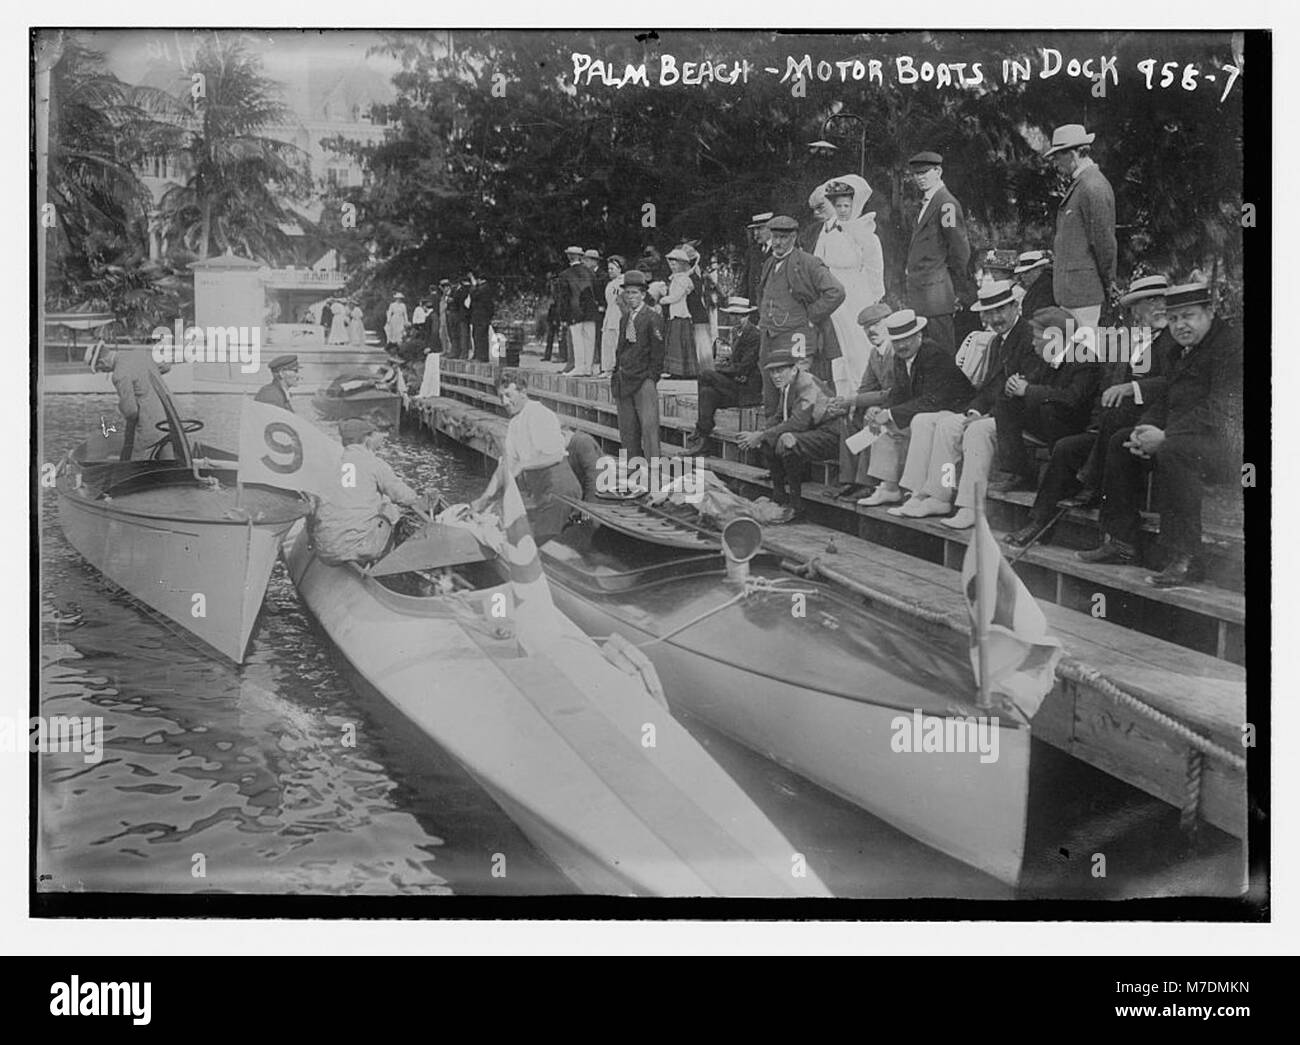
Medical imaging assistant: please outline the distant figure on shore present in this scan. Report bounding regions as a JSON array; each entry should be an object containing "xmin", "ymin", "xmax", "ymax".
[
  {"xmin": 385, "ymin": 292, "xmax": 409, "ymax": 349},
  {"xmin": 349, "ymin": 301, "xmax": 366, "ymax": 346},
  {"xmin": 328, "ymin": 298, "xmax": 349, "ymax": 344}
]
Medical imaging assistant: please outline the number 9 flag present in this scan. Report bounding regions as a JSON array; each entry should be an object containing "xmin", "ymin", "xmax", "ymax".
[{"xmin": 238, "ymin": 400, "xmax": 343, "ymax": 497}]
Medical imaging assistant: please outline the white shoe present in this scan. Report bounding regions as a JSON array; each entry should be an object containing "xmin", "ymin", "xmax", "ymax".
[
  {"xmin": 858, "ymin": 488, "xmax": 903, "ymax": 507},
  {"xmin": 941, "ymin": 508, "xmax": 976, "ymax": 529},
  {"xmin": 893, "ymin": 496, "xmax": 951, "ymax": 518}
]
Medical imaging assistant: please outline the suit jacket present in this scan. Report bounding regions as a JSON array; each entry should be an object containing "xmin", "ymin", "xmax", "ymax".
[
  {"xmin": 886, "ymin": 341, "xmax": 975, "ymax": 429},
  {"xmin": 905, "ymin": 185, "xmax": 975, "ymax": 317},
  {"xmin": 612, "ymin": 305, "xmax": 666, "ymax": 398},
  {"xmin": 758, "ymin": 248, "xmax": 846, "ymax": 361},
  {"xmin": 254, "ymin": 378, "xmax": 294, "ymax": 413},
  {"xmin": 468, "ymin": 281, "xmax": 496, "ymax": 322},
  {"xmin": 556, "ymin": 263, "xmax": 598, "ymax": 324},
  {"xmin": 1021, "ymin": 354, "xmax": 1101, "ymax": 423},
  {"xmin": 762, "ymin": 369, "xmax": 836, "ymax": 440},
  {"xmin": 744, "ymin": 242, "xmax": 771, "ymax": 304},
  {"xmin": 1052, "ymin": 163, "xmax": 1117, "ymax": 309},
  {"xmin": 1019, "ymin": 269, "xmax": 1056, "ymax": 319},
  {"xmin": 967, "ymin": 317, "xmax": 1034, "ymax": 416},
  {"xmin": 719, "ymin": 322, "xmax": 761, "ymax": 384},
  {"xmin": 848, "ymin": 344, "xmax": 896, "ymax": 419},
  {"xmin": 1139, "ymin": 318, "xmax": 1242, "ymax": 441}
]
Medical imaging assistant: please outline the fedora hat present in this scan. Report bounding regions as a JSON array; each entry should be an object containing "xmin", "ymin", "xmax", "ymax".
[
  {"xmin": 1119, "ymin": 274, "xmax": 1171, "ymax": 307},
  {"xmin": 1014, "ymin": 250, "xmax": 1051, "ymax": 275},
  {"xmin": 885, "ymin": 309, "xmax": 928, "ymax": 340},
  {"xmin": 564, "ymin": 245, "xmax": 585, "ymax": 256},
  {"xmin": 762, "ymin": 348, "xmax": 801, "ymax": 370},
  {"xmin": 971, "ymin": 281, "xmax": 1019, "ymax": 313},
  {"xmin": 1044, "ymin": 124, "xmax": 1096, "ymax": 157},
  {"xmin": 747, "ymin": 211, "xmax": 774, "ymax": 228},
  {"xmin": 720, "ymin": 296, "xmax": 757, "ymax": 314}
]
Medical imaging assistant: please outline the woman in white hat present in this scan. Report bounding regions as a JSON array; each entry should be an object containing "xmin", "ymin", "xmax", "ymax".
[
  {"xmin": 599, "ymin": 254, "xmax": 627, "ymax": 375},
  {"xmin": 659, "ymin": 247, "xmax": 699, "ymax": 378},
  {"xmin": 384, "ymin": 292, "xmax": 409, "ymax": 349},
  {"xmin": 811, "ymin": 175, "xmax": 886, "ymax": 397},
  {"xmin": 329, "ymin": 296, "xmax": 349, "ymax": 344}
]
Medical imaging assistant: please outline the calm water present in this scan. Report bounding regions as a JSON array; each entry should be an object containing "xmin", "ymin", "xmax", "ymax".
[{"xmin": 37, "ymin": 392, "xmax": 1247, "ymax": 901}]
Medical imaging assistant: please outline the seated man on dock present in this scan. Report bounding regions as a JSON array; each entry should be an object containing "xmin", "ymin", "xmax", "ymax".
[
  {"xmin": 736, "ymin": 348, "xmax": 840, "ymax": 523},
  {"xmin": 472, "ymin": 374, "xmax": 583, "ymax": 545},
  {"xmin": 854, "ymin": 309, "xmax": 974, "ymax": 508},
  {"xmin": 1076, "ymin": 282, "xmax": 1241, "ymax": 588},
  {"xmin": 313, "ymin": 419, "xmax": 430, "ymax": 566},
  {"xmin": 829, "ymin": 302, "xmax": 895, "ymax": 502},
  {"xmin": 882, "ymin": 281, "xmax": 1030, "ymax": 528},
  {"xmin": 683, "ymin": 296, "xmax": 762, "ymax": 455}
]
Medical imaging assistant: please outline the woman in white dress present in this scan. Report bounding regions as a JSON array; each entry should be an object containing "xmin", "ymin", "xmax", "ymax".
[
  {"xmin": 812, "ymin": 174, "xmax": 886, "ymax": 395},
  {"xmin": 600, "ymin": 255, "xmax": 627, "ymax": 375},
  {"xmin": 348, "ymin": 301, "xmax": 366, "ymax": 346},
  {"xmin": 328, "ymin": 298, "xmax": 349, "ymax": 344}
]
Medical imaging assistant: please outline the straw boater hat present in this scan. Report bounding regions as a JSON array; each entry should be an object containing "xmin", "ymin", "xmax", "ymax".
[
  {"xmin": 747, "ymin": 211, "xmax": 774, "ymax": 228},
  {"xmin": 970, "ymin": 281, "xmax": 1019, "ymax": 312},
  {"xmin": 1118, "ymin": 273, "xmax": 1171, "ymax": 307},
  {"xmin": 885, "ymin": 309, "xmax": 928, "ymax": 340},
  {"xmin": 583, "ymin": 248, "xmax": 600, "ymax": 260},
  {"xmin": 565, "ymin": 245, "xmax": 585, "ymax": 257},
  {"xmin": 1014, "ymin": 250, "xmax": 1051, "ymax": 275},
  {"xmin": 1164, "ymin": 282, "xmax": 1212, "ymax": 309},
  {"xmin": 720, "ymin": 296, "xmax": 757, "ymax": 314},
  {"xmin": 1043, "ymin": 124, "xmax": 1096, "ymax": 157}
]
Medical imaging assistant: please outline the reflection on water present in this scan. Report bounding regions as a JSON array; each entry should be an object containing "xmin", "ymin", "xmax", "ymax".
[{"xmin": 37, "ymin": 392, "xmax": 1247, "ymax": 900}]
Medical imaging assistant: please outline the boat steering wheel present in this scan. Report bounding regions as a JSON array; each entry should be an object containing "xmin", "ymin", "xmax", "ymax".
[{"xmin": 155, "ymin": 418, "xmax": 205, "ymax": 435}]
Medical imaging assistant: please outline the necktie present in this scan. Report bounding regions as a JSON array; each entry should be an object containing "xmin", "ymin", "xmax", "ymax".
[{"xmin": 781, "ymin": 385, "xmax": 790, "ymax": 421}]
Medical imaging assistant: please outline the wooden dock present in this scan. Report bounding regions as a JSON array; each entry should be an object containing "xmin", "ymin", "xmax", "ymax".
[{"xmin": 404, "ymin": 356, "xmax": 1249, "ymax": 842}]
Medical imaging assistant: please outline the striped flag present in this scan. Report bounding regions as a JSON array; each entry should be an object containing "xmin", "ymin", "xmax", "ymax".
[
  {"xmin": 962, "ymin": 513, "xmax": 1062, "ymax": 719},
  {"xmin": 498, "ymin": 470, "xmax": 563, "ymax": 649}
]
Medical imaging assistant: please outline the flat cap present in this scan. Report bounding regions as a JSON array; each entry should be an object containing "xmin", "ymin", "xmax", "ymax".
[
  {"xmin": 268, "ymin": 354, "xmax": 300, "ymax": 372},
  {"xmin": 857, "ymin": 302, "xmax": 893, "ymax": 327},
  {"xmin": 766, "ymin": 215, "xmax": 800, "ymax": 232},
  {"xmin": 908, "ymin": 151, "xmax": 944, "ymax": 167}
]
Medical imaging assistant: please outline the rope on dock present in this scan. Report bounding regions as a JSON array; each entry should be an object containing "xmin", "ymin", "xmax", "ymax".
[{"xmin": 796, "ymin": 556, "xmax": 1247, "ymax": 773}]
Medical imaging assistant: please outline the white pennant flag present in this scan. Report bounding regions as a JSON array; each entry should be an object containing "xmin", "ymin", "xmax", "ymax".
[{"xmin": 238, "ymin": 399, "xmax": 342, "ymax": 498}]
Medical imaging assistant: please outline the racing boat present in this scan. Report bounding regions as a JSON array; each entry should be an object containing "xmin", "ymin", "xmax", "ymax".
[
  {"xmin": 527, "ymin": 494, "xmax": 1032, "ymax": 886},
  {"xmin": 54, "ymin": 370, "xmax": 308, "ymax": 662},
  {"xmin": 281, "ymin": 505, "xmax": 833, "ymax": 898}
]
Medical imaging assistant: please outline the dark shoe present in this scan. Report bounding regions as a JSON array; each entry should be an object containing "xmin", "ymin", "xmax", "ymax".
[
  {"xmin": 1060, "ymin": 487, "xmax": 1099, "ymax": 509},
  {"xmin": 1076, "ymin": 538, "xmax": 1137, "ymax": 565},
  {"xmin": 1148, "ymin": 556, "xmax": 1205, "ymax": 589},
  {"xmin": 682, "ymin": 433, "xmax": 707, "ymax": 455},
  {"xmin": 1005, "ymin": 520, "xmax": 1052, "ymax": 548},
  {"xmin": 989, "ymin": 474, "xmax": 1036, "ymax": 494},
  {"xmin": 831, "ymin": 482, "xmax": 866, "ymax": 500}
]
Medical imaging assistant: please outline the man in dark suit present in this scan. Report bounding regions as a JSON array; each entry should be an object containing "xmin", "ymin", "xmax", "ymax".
[
  {"xmin": 756, "ymin": 214, "xmax": 846, "ymax": 426},
  {"xmin": 903, "ymin": 151, "xmax": 976, "ymax": 355},
  {"xmin": 254, "ymin": 354, "xmax": 299, "ymax": 412},
  {"xmin": 467, "ymin": 271, "xmax": 497, "ymax": 362},
  {"xmin": 1078, "ymin": 283, "xmax": 1241, "ymax": 587},
  {"xmin": 611, "ymin": 270, "xmax": 666, "ymax": 463},
  {"xmin": 556, "ymin": 245, "xmax": 599, "ymax": 375},
  {"xmin": 445, "ymin": 277, "xmax": 471, "ymax": 359},
  {"xmin": 1046, "ymin": 124, "xmax": 1117, "ymax": 332},
  {"xmin": 856, "ymin": 309, "xmax": 974, "ymax": 507},
  {"xmin": 1014, "ymin": 250, "xmax": 1056, "ymax": 318},
  {"xmin": 684, "ymin": 296, "xmax": 762, "ymax": 453},
  {"xmin": 1006, "ymin": 274, "xmax": 1174, "ymax": 547}
]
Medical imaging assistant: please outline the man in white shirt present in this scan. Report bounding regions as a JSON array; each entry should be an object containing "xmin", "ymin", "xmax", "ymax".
[{"xmin": 473, "ymin": 374, "xmax": 583, "ymax": 544}]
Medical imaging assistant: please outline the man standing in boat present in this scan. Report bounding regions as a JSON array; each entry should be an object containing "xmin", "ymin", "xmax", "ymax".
[
  {"xmin": 254, "ymin": 354, "xmax": 300, "ymax": 412},
  {"xmin": 472, "ymin": 375, "xmax": 583, "ymax": 546},
  {"xmin": 313, "ymin": 418, "xmax": 430, "ymax": 566},
  {"xmin": 86, "ymin": 341, "xmax": 172, "ymax": 461}
]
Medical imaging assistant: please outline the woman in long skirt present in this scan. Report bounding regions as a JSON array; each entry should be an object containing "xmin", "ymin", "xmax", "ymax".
[
  {"xmin": 659, "ymin": 248, "xmax": 697, "ymax": 378},
  {"xmin": 600, "ymin": 255, "xmax": 627, "ymax": 375},
  {"xmin": 348, "ymin": 301, "xmax": 366, "ymax": 346},
  {"xmin": 328, "ymin": 298, "xmax": 349, "ymax": 344},
  {"xmin": 681, "ymin": 244, "xmax": 715, "ymax": 375}
]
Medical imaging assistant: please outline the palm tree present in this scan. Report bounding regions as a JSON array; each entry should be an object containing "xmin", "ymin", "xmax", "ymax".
[{"xmin": 159, "ymin": 32, "xmax": 311, "ymax": 262}]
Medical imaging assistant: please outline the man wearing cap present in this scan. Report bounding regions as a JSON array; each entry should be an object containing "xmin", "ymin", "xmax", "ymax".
[
  {"xmin": 313, "ymin": 418, "xmax": 430, "ymax": 566},
  {"xmin": 1014, "ymin": 250, "xmax": 1056, "ymax": 318},
  {"xmin": 1077, "ymin": 283, "xmax": 1241, "ymax": 587},
  {"xmin": 610, "ymin": 270, "xmax": 667, "ymax": 462},
  {"xmin": 880, "ymin": 283, "xmax": 1028, "ymax": 524},
  {"xmin": 829, "ymin": 302, "xmax": 895, "ymax": 501},
  {"xmin": 1045, "ymin": 124, "xmax": 1117, "ymax": 333},
  {"xmin": 1006, "ymin": 274, "xmax": 1175, "ymax": 547},
  {"xmin": 855, "ymin": 309, "xmax": 973, "ymax": 507},
  {"xmin": 736, "ymin": 350, "xmax": 840, "ymax": 521},
  {"xmin": 756, "ymin": 214, "xmax": 846, "ymax": 426},
  {"xmin": 556, "ymin": 246, "xmax": 600, "ymax": 376},
  {"xmin": 472, "ymin": 374, "xmax": 583, "ymax": 545},
  {"xmin": 903, "ymin": 151, "xmax": 976, "ymax": 355},
  {"xmin": 684, "ymin": 296, "xmax": 763, "ymax": 454},
  {"xmin": 744, "ymin": 212, "xmax": 774, "ymax": 304},
  {"xmin": 87, "ymin": 342, "xmax": 174, "ymax": 461},
  {"xmin": 255, "ymin": 354, "xmax": 300, "ymax": 412}
]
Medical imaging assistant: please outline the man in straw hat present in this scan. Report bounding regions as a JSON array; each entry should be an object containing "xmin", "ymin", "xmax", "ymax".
[
  {"xmin": 1006, "ymin": 274, "xmax": 1176, "ymax": 548},
  {"xmin": 1013, "ymin": 249, "xmax": 1056, "ymax": 318},
  {"xmin": 880, "ymin": 282, "xmax": 1028, "ymax": 525},
  {"xmin": 854, "ymin": 308, "xmax": 973, "ymax": 507},
  {"xmin": 1076, "ymin": 282, "xmax": 1241, "ymax": 588},
  {"xmin": 744, "ymin": 212, "xmax": 775, "ymax": 304},
  {"xmin": 683, "ymin": 296, "xmax": 762, "ymax": 454},
  {"xmin": 736, "ymin": 348, "xmax": 841, "ymax": 522},
  {"xmin": 1045, "ymin": 124, "xmax": 1116, "ymax": 333},
  {"xmin": 556, "ymin": 245, "xmax": 600, "ymax": 375},
  {"xmin": 903, "ymin": 150, "xmax": 976, "ymax": 355}
]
